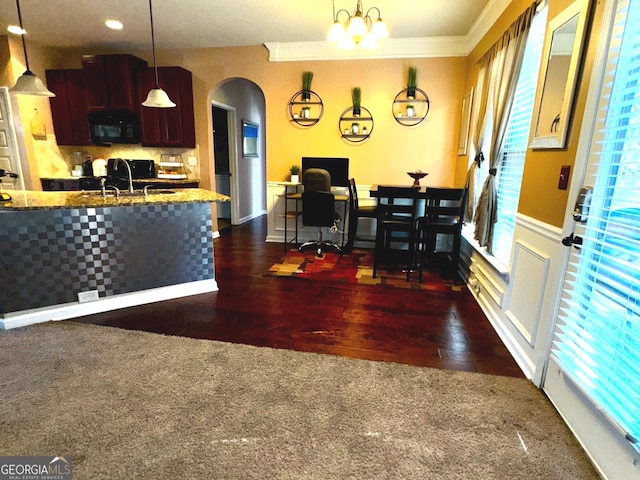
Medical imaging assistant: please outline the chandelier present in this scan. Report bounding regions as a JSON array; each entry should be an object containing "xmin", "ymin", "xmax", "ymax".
[{"xmin": 327, "ymin": 0, "xmax": 389, "ymax": 49}]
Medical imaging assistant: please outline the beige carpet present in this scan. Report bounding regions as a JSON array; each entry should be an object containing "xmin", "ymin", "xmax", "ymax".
[{"xmin": 0, "ymin": 322, "xmax": 599, "ymax": 480}]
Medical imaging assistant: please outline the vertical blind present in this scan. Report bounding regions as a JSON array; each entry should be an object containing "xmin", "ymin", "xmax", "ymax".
[
  {"xmin": 493, "ymin": 8, "xmax": 547, "ymax": 266},
  {"xmin": 551, "ymin": 0, "xmax": 640, "ymax": 447}
]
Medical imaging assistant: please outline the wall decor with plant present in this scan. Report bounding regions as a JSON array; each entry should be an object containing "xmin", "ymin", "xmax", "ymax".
[
  {"xmin": 392, "ymin": 66, "xmax": 430, "ymax": 127},
  {"xmin": 288, "ymin": 71, "xmax": 324, "ymax": 127},
  {"xmin": 338, "ymin": 87, "xmax": 374, "ymax": 143}
]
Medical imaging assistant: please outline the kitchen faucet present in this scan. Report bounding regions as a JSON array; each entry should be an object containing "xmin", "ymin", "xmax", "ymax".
[{"xmin": 114, "ymin": 158, "xmax": 134, "ymax": 194}]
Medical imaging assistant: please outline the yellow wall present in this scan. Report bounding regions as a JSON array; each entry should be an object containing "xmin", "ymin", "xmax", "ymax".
[{"xmin": 3, "ymin": 0, "xmax": 608, "ymax": 227}]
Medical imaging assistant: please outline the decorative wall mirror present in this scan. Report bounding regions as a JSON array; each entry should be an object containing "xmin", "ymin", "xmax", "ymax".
[{"xmin": 530, "ymin": 0, "xmax": 591, "ymax": 149}]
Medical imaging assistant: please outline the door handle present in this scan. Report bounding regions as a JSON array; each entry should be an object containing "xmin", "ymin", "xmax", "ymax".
[{"xmin": 562, "ymin": 233, "xmax": 583, "ymax": 248}]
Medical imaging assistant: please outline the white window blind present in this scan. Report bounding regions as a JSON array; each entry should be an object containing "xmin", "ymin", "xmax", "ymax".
[
  {"xmin": 492, "ymin": 8, "xmax": 547, "ymax": 266},
  {"xmin": 551, "ymin": 0, "xmax": 640, "ymax": 448}
]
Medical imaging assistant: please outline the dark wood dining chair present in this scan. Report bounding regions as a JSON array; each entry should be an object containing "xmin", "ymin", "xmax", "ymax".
[
  {"xmin": 412, "ymin": 187, "xmax": 466, "ymax": 281},
  {"xmin": 343, "ymin": 178, "xmax": 377, "ymax": 253},
  {"xmin": 373, "ymin": 186, "xmax": 420, "ymax": 280}
]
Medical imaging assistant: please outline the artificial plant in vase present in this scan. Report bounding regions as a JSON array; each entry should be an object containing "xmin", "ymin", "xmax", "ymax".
[
  {"xmin": 301, "ymin": 71, "xmax": 314, "ymax": 101},
  {"xmin": 289, "ymin": 164, "xmax": 300, "ymax": 183},
  {"xmin": 407, "ymin": 66, "xmax": 418, "ymax": 99},
  {"xmin": 351, "ymin": 87, "xmax": 362, "ymax": 117}
]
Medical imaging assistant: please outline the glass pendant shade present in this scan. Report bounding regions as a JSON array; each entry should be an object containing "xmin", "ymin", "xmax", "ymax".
[
  {"xmin": 360, "ymin": 33, "xmax": 378, "ymax": 49},
  {"xmin": 347, "ymin": 15, "xmax": 367, "ymax": 37},
  {"xmin": 327, "ymin": 21, "xmax": 346, "ymax": 42},
  {"xmin": 371, "ymin": 18, "xmax": 388, "ymax": 39},
  {"xmin": 142, "ymin": 87, "xmax": 176, "ymax": 108},
  {"xmin": 10, "ymin": 70, "xmax": 55, "ymax": 97},
  {"xmin": 142, "ymin": 0, "xmax": 176, "ymax": 108}
]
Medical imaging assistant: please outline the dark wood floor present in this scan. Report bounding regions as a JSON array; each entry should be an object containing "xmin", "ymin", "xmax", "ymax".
[{"xmin": 75, "ymin": 216, "xmax": 524, "ymax": 378}]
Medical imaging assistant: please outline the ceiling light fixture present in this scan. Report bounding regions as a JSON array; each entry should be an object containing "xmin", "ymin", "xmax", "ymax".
[
  {"xmin": 141, "ymin": 0, "xmax": 175, "ymax": 108},
  {"xmin": 8, "ymin": 0, "xmax": 55, "ymax": 97},
  {"xmin": 7, "ymin": 25, "xmax": 26, "ymax": 35},
  {"xmin": 327, "ymin": 0, "xmax": 388, "ymax": 50},
  {"xmin": 105, "ymin": 20, "xmax": 123, "ymax": 30}
]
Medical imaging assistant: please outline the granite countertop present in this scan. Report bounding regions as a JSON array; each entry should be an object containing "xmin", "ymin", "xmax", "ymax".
[
  {"xmin": 40, "ymin": 177, "xmax": 199, "ymax": 185},
  {"xmin": 0, "ymin": 188, "xmax": 230, "ymax": 211}
]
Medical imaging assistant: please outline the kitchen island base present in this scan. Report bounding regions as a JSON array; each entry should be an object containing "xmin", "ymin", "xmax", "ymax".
[{"xmin": 0, "ymin": 190, "xmax": 229, "ymax": 329}]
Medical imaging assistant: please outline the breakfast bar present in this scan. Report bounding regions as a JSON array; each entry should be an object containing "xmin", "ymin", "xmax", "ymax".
[{"xmin": 0, "ymin": 188, "xmax": 230, "ymax": 329}]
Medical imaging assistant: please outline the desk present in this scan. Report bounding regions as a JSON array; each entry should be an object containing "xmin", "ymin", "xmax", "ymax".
[{"xmin": 278, "ymin": 182, "xmax": 348, "ymax": 251}]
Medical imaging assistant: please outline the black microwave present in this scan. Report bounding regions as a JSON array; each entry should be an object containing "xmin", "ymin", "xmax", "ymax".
[{"xmin": 87, "ymin": 110, "xmax": 141, "ymax": 146}]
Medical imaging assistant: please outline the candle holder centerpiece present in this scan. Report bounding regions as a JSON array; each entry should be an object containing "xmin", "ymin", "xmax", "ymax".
[{"xmin": 407, "ymin": 171, "xmax": 428, "ymax": 186}]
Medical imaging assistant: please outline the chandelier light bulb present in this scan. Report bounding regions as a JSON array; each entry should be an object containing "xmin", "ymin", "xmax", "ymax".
[
  {"xmin": 338, "ymin": 35, "xmax": 356, "ymax": 50},
  {"xmin": 371, "ymin": 18, "xmax": 388, "ymax": 39},
  {"xmin": 360, "ymin": 33, "xmax": 378, "ymax": 49},
  {"xmin": 327, "ymin": 21, "xmax": 346, "ymax": 42}
]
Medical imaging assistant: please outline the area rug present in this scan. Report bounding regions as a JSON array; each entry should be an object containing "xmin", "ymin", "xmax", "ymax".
[
  {"xmin": 266, "ymin": 248, "xmax": 464, "ymax": 291},
  {"xmin": 0, "ymin": 322, "xmax": 598, "ymax": 479}
]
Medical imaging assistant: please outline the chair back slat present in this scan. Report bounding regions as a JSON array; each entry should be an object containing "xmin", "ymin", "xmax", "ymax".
[{"xmin": 423, "ymin": 188, "xmax": 466, "ymax": 222}]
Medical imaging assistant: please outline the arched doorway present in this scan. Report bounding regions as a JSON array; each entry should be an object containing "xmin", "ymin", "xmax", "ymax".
[{"xmin": 211, "ymin": 78, "xmax": 266, "ymax": 226}]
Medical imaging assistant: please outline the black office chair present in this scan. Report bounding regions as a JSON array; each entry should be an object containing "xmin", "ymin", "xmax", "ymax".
[
  {"xmin": 373, "ymin": 186, "xmax": 420, "ymax": 280},
  {"xmin": 298, "ymin": 168, "xmax": 341, "ymax": 258},
  {"xmin": 343, "ymin": 178, "xmax": 377, "ymax": 253},
  {"xmin": 413, "ymin": 187, "xmax": 466, "ymax": 281}
]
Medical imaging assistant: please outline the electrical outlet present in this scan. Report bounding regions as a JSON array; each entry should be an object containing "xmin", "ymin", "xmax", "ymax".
[
  {"xmin": 77, "ymin": 290, "xmax": 99, "ymax": 303},
  {"xmin": 187, "ymin": 156, "xmax": 198, "ymax": 167}
]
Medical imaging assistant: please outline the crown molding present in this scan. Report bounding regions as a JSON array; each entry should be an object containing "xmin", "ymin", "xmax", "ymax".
[
  {"xmin": 265, "ymin": 0, "xmax": 513, "ymax": 62},
  {"xmin": 265, "ymin": 37, "xmax": 469, "ymax": 62}
]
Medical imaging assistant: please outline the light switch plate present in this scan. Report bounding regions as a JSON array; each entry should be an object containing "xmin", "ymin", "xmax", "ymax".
[{"xmin": 558, "ymin": 165, "xmax": 571, "ymax": 190}]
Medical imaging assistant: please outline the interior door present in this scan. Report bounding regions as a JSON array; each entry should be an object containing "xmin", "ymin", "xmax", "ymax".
[{"xmin": 0, "ymin": 87, "xmax": 25, "ymax": 191}]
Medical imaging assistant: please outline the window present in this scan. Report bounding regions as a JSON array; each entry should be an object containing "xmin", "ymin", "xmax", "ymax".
[
  {"xmin": 492, "ymin": 8, "xmax": 547, "ymax": 266},
  {"xmin": 551, "ymin": 0, "xmax": 640, "ymax": 448}
]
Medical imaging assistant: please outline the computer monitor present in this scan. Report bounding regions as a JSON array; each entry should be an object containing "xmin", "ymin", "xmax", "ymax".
[{"xmin": 301, "ymin": 157, "xmax": 349, "ymax": 187}]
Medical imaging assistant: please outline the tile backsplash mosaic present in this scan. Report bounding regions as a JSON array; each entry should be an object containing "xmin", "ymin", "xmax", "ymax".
[{"xmin": 33, "ymin": 135, "xmax": 200, "ymax": 180}]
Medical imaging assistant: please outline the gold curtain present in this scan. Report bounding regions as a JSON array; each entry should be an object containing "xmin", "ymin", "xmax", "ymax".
[{"xmin": 469, "ymin": 1, "xmax": 539, "ymax": 252}]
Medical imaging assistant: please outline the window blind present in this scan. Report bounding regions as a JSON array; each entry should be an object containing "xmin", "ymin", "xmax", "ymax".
[
  {"xmin": 551, "ymin": 0, "xmax": 640, "ymax": 447},
  {"xmin": 492, "ymin": 8, "xmax": 547, "ymax": 266}
]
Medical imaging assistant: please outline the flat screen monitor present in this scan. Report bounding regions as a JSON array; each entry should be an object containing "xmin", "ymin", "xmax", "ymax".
[{"xmin": 301, "ymin": 157, "xmax": 349, "ymax": 187}]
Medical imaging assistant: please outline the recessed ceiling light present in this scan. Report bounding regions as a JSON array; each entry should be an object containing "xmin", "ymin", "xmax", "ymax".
[
  {"xmin": 7, "ymin": 25, "xmax": 27, "ymax": 35},
  {"xmin": 105, "ymin": 20, "xmax": 123, "ymax": 30}
]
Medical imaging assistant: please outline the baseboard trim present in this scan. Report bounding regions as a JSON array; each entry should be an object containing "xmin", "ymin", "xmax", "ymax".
[
  {"xmin": 0, "ymin": 279, "xmax": 219, "ymax": 330},
  {"xmin": 468, "ymin": 285, "xmax": 535, "ymax": 380}
]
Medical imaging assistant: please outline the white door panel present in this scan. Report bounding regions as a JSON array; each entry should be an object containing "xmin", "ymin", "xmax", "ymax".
[{"xmin": 0, "ymin": 87, "xmax": 25, "ymax": 191}]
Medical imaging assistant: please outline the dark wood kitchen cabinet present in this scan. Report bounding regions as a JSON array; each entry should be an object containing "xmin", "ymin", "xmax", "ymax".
[
  {"xmin": 137, "ymin": 66, "xmax": 196, "ymax": 148},
  {"xmin": 45, "ymin": 69, "xmax": 91, "ymax": 146},
  {"xmin": 81, "ymin": 54, "xmax": 148, "ymax": 112}
]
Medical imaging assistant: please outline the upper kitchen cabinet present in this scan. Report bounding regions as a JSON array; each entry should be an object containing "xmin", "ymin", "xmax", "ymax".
[
  {"xmin": 137, "ymin": 66, "xmax": 196, "ymax": 148},
  {"xmin": 82, "ymin": 54, "xmax": 148, "ymax": 112},
  {"xmin": 45, "ymin": 69, "xmax": 91, "ymax": 146}
]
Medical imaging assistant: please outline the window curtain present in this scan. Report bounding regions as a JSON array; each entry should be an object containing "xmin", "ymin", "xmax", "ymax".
[{"xmin": 471, "ymin": 2, "xmax": 539, "ymax": 253}]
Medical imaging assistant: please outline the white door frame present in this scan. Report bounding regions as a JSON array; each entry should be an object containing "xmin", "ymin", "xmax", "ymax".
[
  {"xmin": 212, "ymin": 100, "xmax": 239, "ymax": 225},
  {"xmin": 0, "ymin": 87, "xmax": 26, "ymax": 191}
]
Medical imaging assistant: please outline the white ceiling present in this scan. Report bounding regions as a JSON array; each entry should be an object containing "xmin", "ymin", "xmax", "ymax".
[{"xmin": 0, "ymin": 0, "xmax": 497, "ymax": 52}]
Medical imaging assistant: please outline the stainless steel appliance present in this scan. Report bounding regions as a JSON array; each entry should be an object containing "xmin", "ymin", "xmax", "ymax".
[{"xmin": 87, "ymin": 111, "xmax": 141, "ymax": 146}]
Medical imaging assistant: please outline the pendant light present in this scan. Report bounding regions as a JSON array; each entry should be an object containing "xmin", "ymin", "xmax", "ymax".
[
  {"xmin": 141, "ymin": 0, "xmax": 175, "ymax": 108},
  {"xmin": 8, "ymin": 0, "xmax": 55, "ymax": 97}
]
